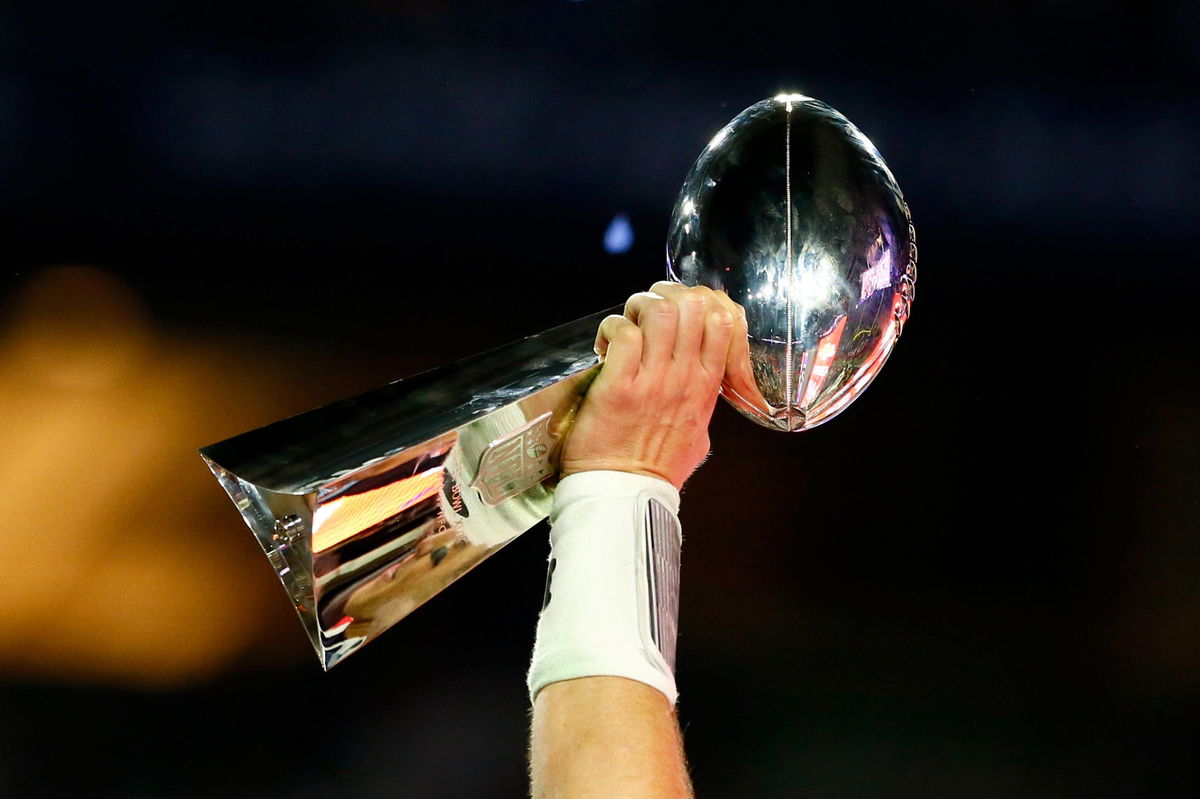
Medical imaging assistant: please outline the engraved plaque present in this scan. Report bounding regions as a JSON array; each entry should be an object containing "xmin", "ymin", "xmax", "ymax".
[{"xmin": 473, "ymin": 411, "xmax": 555, "ymax": 506}]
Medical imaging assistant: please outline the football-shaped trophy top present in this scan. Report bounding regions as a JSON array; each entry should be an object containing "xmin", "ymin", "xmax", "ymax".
[{"xmin": 669, "ymin": 95, "xmax": 917, "ymax": 431}]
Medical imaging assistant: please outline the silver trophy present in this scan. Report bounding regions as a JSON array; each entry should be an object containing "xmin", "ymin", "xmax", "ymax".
[{"xmin": 200, "ymin": 95, "xmax": 917, "ymax": 669}]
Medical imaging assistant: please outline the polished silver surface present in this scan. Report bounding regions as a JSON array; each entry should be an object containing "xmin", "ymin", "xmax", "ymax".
[
  {"xmin": 201, "ymin": 312, "xmax": 606, "ymax": 669},
  {"xmin": 669, "ymin": 94, "xmax": 917, "ymax": 431},
  {"xmin": 201, "ymin": 94, "xmax": 916, "ymax": 667}
]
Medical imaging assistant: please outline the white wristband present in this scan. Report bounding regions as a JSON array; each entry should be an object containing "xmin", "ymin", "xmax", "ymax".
[{"xmin": 527, "ymin": 471, "xmax": 683, "ymax": 706}]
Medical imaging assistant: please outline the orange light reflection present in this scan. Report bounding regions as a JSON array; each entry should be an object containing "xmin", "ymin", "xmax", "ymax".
[{"xmin": 311, "ymin": 467, "xmax": 444, "ymax": 553}]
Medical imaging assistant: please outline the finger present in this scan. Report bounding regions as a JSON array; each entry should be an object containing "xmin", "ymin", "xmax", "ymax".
[
  {"xmin": 668, "ymin": 286, "xmax": 711, "ymax": 363},
  {"xmin": 634, "ymin": 293, "xmax": 678, "ymax": 369},
  {"xmin": 711, "ymin": 288, "xmax": 747, "ymax": 323},
  {"xmin": 722, "ymin": 313, "xmax": 767, "ymax": 406},
  {"xmin": 695, "ymin": 287, "xmax": 749, "ymax": 378},
  {"xmin": 700, "ymin": 304, "xmax": 737, "ymax": 378},
  {"xmin": 654, "ymin": 280, "xmax": 744, "ymax": 321},
  {"xmin": 624, "ymin": 291, "xmax": 685, "ymax": 368},
  {"xmin": 622, "ymin": 290, "xmax": 666, "ymax": 324},
  {"xmin": 649, "ymin": 283, "xmax": 724, "ymax": 364},
  {"xmin": 648, "ymin": 279, "xmax": 686, "ymax": 298},
  {"xmin": 593, "ymin": 313, "xmax": 642, "ymax": 383}
]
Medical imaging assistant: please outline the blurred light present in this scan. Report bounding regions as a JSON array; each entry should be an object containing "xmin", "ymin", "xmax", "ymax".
[
  {"xmin": 0, "ymin": 267, "xmax": 311, "ymax": 687},
  {"xmin": 2, "ymin": 266, "xmax": 154, "ymax": 389},
  {"xmin": 604, "ymin": 213, "xmax": 634, "ymax": 254}
]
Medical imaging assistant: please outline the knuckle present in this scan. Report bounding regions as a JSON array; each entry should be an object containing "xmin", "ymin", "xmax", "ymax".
[
  {"xmin": 683, "ymin": 285, "xmax": 719, "ymax": 312},
  {"xmin": 650, "ymin": 298, "xmax": 678, "ymax": 318},
  {"xmin": 625, "ymin": 290, "xmax": 656, "ymax": 308},
  {"xmin": 608, "ymin": 379, "xmax": 638, "ymax": 402},
  {"xmin": 715, "ymin": 310, "xmax": 736, "ymax": 327},
  {"xmin": 598, "ymin": 314, "xmax": 621, "ymax": 336},
  {"xmin": 612, "ymin": 321, "xmax": 640, "ymax": 343},
  {"xmin": 715, "ymin": 289, "xmax": 741, "ymax": 311}
]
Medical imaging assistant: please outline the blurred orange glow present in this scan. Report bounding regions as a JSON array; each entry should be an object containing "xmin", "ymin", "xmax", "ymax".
[{"xmin": 0, "ymin": 266, "xmax": 371, "ymax": 687}]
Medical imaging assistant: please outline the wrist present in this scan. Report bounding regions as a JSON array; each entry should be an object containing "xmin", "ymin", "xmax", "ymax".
[
  {"xmin": 559, "ymin": 461, "xmax": 683, "ymax": 491},
  {"xmin": 528, "ymin": 471, "xmax": 683, "ymax": 706},
  {"xmin": 552, "ymin": 470, "xmax": 679, "ymax": 514}
]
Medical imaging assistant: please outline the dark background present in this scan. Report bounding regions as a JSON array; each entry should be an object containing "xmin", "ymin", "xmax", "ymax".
[{"xmin": 2, "ymin": 1, "xmax": 1198, "ymax": 797}]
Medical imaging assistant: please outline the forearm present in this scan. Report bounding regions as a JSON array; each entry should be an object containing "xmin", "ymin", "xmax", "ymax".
[
  {"xmin": 530, "ymin": 677, "xmax": 692, "ymax": 799},
  {"xmin": 526, "ymin": 284, "xmax": 738, "ymax": 799},
  {"xmin": 526, "ymin": 472, "xmax": 690, "ymax": 798}
]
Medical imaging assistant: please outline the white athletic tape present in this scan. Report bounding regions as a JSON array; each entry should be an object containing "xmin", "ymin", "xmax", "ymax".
[{"xmin": 527, "ymin": 471, "xmax": 682, "ymax": 706}]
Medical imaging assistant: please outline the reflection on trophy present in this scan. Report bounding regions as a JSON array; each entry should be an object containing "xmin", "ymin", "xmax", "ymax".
[{"xmin": 200, "ymin": 95, "xmax": 917, "ymax": 669}]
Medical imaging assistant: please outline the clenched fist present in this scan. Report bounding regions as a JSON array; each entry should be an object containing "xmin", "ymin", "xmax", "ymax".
[{"xmin": 560, "ymin": 282, "xmax": 747, "ymax": 490}]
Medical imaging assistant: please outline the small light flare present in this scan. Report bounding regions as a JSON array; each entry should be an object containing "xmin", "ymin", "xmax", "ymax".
[
  {"xmin": 604, "ymin": 213, "xmax": 634, "ymax": 254},
  {"xmin": 774, "ymin": 92, "xmax": 812, "ymax": 106}
]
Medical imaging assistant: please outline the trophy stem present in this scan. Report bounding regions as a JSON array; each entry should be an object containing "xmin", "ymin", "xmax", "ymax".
[{"xmin": 201, "ymin": 308, "xmax": 614, "ymax": 667}]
